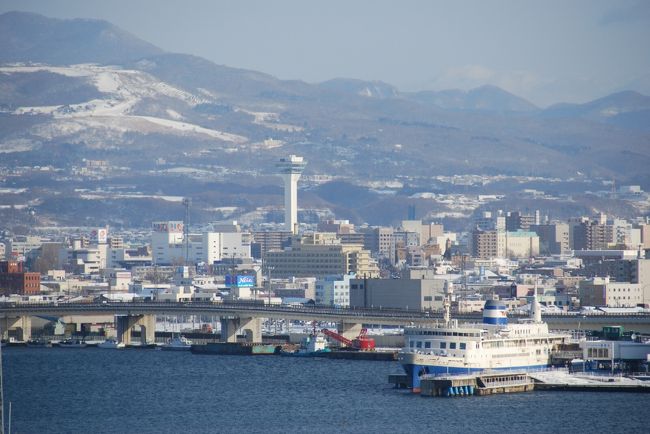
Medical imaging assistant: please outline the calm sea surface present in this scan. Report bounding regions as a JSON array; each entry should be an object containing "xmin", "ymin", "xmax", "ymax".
[{"xmin": 3, "ymin": 347, "xmax": 649, "ymax": 434}]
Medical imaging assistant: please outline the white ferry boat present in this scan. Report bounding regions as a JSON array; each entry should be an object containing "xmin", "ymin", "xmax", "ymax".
[{"xmin": 399, "ymin": 285, "xmax": 568, "ymax": 391}]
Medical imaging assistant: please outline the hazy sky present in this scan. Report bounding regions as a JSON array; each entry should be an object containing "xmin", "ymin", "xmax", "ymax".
[{"xmin": 2, "ymin": 0, "xmax": 649, "ymax": 106}]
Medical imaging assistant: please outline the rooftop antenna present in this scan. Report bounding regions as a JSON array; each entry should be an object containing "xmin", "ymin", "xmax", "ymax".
[{"xmin": 183, "ymin": 197, "xmax": 191, "ymax": 264}]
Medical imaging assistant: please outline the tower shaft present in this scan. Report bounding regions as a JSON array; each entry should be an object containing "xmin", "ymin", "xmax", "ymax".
[
  {"xmin": 276, "ymin": 155, "xmax": 306, "ymax": 234},
  {"xmin": 282, "ymin": 172, "xmax": 301, "ymax": 233}
]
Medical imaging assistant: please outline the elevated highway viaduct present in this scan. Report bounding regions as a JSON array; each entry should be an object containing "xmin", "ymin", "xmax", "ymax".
[{"xmin": 2, "ymin": 302, "xmax": 650, "ymax": 343}]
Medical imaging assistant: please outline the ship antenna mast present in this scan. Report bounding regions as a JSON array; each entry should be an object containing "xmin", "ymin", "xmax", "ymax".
[
  {"xmin": 531, "ymin": 277, "xmax": 542, "ymax": 323},
  {"xmin": 443, "ymin": 280, "xmax": 453, "ymax": 327}
]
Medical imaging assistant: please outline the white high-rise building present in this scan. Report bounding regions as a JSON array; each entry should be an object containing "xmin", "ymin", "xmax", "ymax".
[
  {"xmin": 277, "ymin": 155, "xmax": 306, "ymax": 234},
  {"xmin": 151, "ymin": 221, "xmax": 251, "ymax": 265},
  {"xmin": 315, "ymin": 274, "xmax": 356, "ymax": 307}
]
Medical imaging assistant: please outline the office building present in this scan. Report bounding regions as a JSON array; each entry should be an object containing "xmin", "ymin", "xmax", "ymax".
[
  {"xmin": 530, "ymin": 223, "xmax": 570, "ymax": 255},
  {"xmin": 505, "ymin": 231, "xmax": 540, "ymax": 258},
  {"xmin": 348, "ymin": 278, "xmax": 446, "ymax": 310},
  {"xmin": 578, "ymin": 277, "xmax": 643, "ymax": 307},
  {"xmin": 152, "ymin": 221, "xmax": 251, "ymax": 265},
  {"xmin": 0, "ymin": 260, "xmax": 40, "ymax": 295},
  {"xmin": 315, "ymin": 274, "xmax": 355, "ymax": 307},
  {"xmin": 265, "ymin": 233, "xmax": 379, "ymax": 278}
]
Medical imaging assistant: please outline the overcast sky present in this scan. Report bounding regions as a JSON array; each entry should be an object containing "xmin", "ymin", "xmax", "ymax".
[{"xmin": 2, "ymin": 0, "xmax": 649, "ymax": 106}]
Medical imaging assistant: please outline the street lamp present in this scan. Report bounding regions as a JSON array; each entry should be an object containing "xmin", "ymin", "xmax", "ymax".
[{"xmin": 267, "ymin": 265, "xmax": 274, "ymax": 306}]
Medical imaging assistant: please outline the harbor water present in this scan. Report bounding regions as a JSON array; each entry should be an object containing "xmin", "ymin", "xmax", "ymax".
[{"xmin": 4, "ymin": 347, "xmax": 649, "ymax": 434}]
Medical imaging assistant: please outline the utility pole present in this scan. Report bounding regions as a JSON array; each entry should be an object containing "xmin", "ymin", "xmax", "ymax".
[{"xmin": 267, "ymin": 265, "xmax": 274, "ymax": 306}]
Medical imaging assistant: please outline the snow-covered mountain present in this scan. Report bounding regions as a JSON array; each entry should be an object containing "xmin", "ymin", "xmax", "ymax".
[
  {"xmin": 1, "ymin": 11, "xmax": 649, "ymax": 183},
  {"xmin": 1, "ymin": 64, "xmax": 247, "ymax": 148}
]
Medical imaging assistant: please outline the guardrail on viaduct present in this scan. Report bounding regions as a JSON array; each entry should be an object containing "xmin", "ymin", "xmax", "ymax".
[{"xmin": 2, "ymin": 302, "xmax": 650, "ymax": 326}]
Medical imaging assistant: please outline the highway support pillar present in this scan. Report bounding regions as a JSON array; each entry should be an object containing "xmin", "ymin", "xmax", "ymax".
[
  {"xmin": 0, "ymin": 315, "xmax": 32, "ymax": 341},
  {"xmin": 240, "ymin": 317, "xmax": 262, "ymax": 343},
  {"xmin": 140, "ymin": 314, "xmax": 156, "ymax": 345},
  {"xmin": 220, "ymin": 317, "xmax": 240, "ymax": 343},
  {"xmin": 116, "ymin": 314, "xmax": 156, "ymax": 345},
  {"xmin": 338, "ymin": 322, "xmax": 362, "ymax": 340},
  {"xmin": 219, "ymin": 316, "xmax": 262, "ymax": 343}
]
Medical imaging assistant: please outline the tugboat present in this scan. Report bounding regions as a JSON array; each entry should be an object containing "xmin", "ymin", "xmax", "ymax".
[{"xmin": 282, "ymin": 324, "xmax": 331, "ymax": 357}]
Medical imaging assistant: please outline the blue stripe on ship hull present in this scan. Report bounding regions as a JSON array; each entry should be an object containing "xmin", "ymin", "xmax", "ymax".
[
  {"xmin": 403, "ymin": 363, "xmax": 548, "ymax": 390},
  {"xmin": 482, "ymin": 317, "xmax": 508, "ymax": 325}
]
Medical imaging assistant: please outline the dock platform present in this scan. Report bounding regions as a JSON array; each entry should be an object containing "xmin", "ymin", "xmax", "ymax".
[
  {"xmin": 420, "ymin": 371, "xmax": 533, "ymax": 397},
  {"xmin": 391, "ymin": 369, "xmax": 650, "ymax": 397},
  {"xmin": 530, "ymin": 370, "xmax": 650, "ymax": 393}
]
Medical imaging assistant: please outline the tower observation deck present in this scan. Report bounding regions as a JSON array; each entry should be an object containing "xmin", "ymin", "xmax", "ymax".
[{"xmin": 276, "ymin": 155, "xmax": 307, "ymax": 234}]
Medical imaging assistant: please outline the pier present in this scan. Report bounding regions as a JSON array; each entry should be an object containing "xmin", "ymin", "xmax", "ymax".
[
  {"xmin": 530, "ymin": 370, "xmax": 650, "ymax": 393},
  {"xmin": 419, "ymin": 372, "xmax": 534, "ymax": 397},
  {"xmin": 390, "ymin": 369, "xmax": 650, "ymax": 396}
]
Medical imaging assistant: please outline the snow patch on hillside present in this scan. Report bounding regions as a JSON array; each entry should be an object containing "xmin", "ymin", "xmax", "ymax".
[
  {"xmin": 237, "ymin": 108, "xmax": 303, "ymax": 132},
  {"xmin": 133, "ymin": 116, "xmax": 247, "ymax": 143},
  {"xmin": 2, "ymin": 64, "xmax": 249, "ymax": 144},
  {"xmin": 166, "ymin": 109, "xmax": 183, "ymax": 120}
]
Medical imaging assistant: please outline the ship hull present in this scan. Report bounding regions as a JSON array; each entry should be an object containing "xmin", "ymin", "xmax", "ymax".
[{"xmin": 191, "ymin": 342, "xmax": 280, "ymax": 355}]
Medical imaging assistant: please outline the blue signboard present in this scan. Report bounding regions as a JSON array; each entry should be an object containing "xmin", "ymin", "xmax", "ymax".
[
  {"xmin": 236, "ymin": 275, "xmax": 255, "ymax": 288},
  {"xmin": 226, "ymin": 274, "xmax": 255, "ymax": 288}
]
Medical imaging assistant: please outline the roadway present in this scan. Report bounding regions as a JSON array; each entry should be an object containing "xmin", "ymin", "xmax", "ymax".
[
  {"xmin": 0, "ymin": 302, "xmax": 438, "ymax": 327},
  {"xmin": 2, "ymin": 302, "xmax": 650, "ymax": 331}
]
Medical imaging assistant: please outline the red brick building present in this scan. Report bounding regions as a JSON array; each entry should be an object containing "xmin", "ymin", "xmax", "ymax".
[{"xmin": 0, "ymin": 260, "xmax": 40, "ymax": 295}]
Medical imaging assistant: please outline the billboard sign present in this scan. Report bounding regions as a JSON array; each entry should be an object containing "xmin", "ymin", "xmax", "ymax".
[
  {"xmin": 153, "ymin": 221, "xmax": 184, "ymax": 233},
  {"xmin": 97, "ymin": 228, "xmax": 107, "ymax": 244},
  {"xmin": 237, "ymin": 275, "xmax": 255, "ymax": 288},
  {"xmin": 226, "ymin": 274, "xmax": 256, "ymax": 288}
]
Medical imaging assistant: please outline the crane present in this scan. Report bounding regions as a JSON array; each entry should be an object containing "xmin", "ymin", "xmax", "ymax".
[{"xmin": 322, "ymin": 328, "xmax": 376, "ymax": 351}]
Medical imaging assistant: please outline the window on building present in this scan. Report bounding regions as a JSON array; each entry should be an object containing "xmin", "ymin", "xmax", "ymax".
[
  {"xmin": 440, "ymin": 342, "xmax": 446, "ymax": 349},
  {"xmin": 450, "ymin": 342, "xmax": 456, "ymax": 349}
]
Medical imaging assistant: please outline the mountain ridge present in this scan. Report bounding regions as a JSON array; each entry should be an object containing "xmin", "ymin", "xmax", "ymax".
[
  {"xmin": 0, "ymin": 11, "xmax": 649, "ymax": 184},
  {"xmin": 0, "ymin": 11, "xmax": 163, "ymax": 65}
]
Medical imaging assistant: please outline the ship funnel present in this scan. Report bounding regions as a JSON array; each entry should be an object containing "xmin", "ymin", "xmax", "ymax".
[{"xmin": 483, "ymin": 300, "xmax": 508, "ymax": 325}]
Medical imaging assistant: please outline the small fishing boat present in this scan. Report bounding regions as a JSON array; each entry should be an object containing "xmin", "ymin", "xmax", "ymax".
[
  {"xmin": 58, "ymin": 339, "xmax": 87, "ymax": 348},
  {"xmin": 26, "ymin": 338, "xmax": 52, "ymax": 348},
  {"xmin": 97, "ymin": 338, "xmax": 125, "ymax": 349},
  {"xmin": 161, "ymin": 336, "xmax": 192, "ymax": 351}
]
